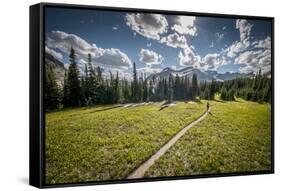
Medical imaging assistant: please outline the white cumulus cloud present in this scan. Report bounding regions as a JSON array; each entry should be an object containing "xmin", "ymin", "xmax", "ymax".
[
  {"xmin": 226, "ymin": 19, "xmax": 253, "ymax": 58},
  {"xmin": 200, "ymin": 53, "xmax": 228, "ymax": 71},
  {"xmin": 137, "ymin": 66, "xmax": 163, "ymax": 76},
  {"xmin": 46, "ymin": 30, "xmax": 103, "ymax": 59},
  {"xmin": 254, "ymin": 36, "xmax": 271, "ymax": 49},
  {"xmin": 224, "ymin": 20, "xmax": 271, "ymax": 73},
  {"xmin": 95, "ymin": 48, "xmax": 133, "ymax": 70},
  {"xmin": 160, "ymin": 33, "xmax": 188, "ymax": 48},
  {"xmin": 236, "ymin": 19, "xmax": 253, "ymax": 44},
  {"xmin": 178, "ymin": 46, "xmax": 200, "ymax": 67},
  {"xmin": 171, "ymin": 16, "xmax": 197, "ymax": 36},
  {"xmin": 227, "ymin": 41, "xmax": 249, "ymax": 58},
  {"xmin": 235, "ymin": 49, "xmax": 271, "ymax": 73},
  {"xmin": 125, "ymin": 13, "xmax": 168, "ymax": 40},
  {"xmin": 139, "ymin": 48, "xmax": 163, "ymax": 65},
  {"xmin": 46, "ymin": 30, "xmax": 132, "ymax": 70}
]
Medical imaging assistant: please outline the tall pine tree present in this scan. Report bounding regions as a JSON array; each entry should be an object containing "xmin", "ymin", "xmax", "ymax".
[
  {"xmin": 132, "ymin": 62, "xmax": 139, "ymax": 102},
  {"xmin": 45, "ymin": 65, "xmax": 61, "ymax": 110},
  {"xmin": 191, "ymin": 73, "xmax": 198, "ymax": 99},
  {"xmin": 62, "ymin": 70, "xmax": 69, "ymax": 107},
  {"xmin": 87, "ymin": 54, "xmax": 98, "ymax": 105},
  {"xmin": 67, "ymin": 47, "xmax": 81, "ymax": 107}
]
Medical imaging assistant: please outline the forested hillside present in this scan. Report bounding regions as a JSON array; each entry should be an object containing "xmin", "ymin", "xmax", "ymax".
[{"xmin": 45, "ymin": 47, "xmax": 271, "ymax": 110}]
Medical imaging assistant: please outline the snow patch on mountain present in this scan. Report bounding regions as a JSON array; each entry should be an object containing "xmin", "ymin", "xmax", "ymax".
[{"xmin": 146, "ymin": 66, "xmax": 254, "ymax": 82}]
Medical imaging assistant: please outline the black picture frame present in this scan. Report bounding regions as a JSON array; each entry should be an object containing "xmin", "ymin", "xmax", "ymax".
[{"xmin": 30, "ymin": 2, "xmax": 274, "ymax": 188}]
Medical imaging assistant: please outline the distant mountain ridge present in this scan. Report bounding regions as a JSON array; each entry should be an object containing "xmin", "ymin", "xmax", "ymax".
[
  {"xmin": 45, "ymin": 52, "xmax": 66, "ymax": 86},
  {"xmin": 44, "ymin": 52, "xmax": 254, "ymax": 85},
  {"xmin": 147, "ymin": 66, "xmax": 254, "ymax": 82}
]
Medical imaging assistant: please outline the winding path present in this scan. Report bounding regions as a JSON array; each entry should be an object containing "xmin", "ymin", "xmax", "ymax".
[{"xmin": 127, "ymin": 107, "xmax": 211, "ymax": 179}]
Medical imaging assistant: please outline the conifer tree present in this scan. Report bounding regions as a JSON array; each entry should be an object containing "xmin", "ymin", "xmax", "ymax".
[
  {"xmin": 113, "ymin": 72, "xmax": 120, "ymax": 103},
  {"xmin": 143, "ymin": 79, "xmax": 148, "ymax": 102},
  {"xmin": 95, "ymin": 66, "xmax": 104, "ymax": 104},
  {"xmin": 45, "ymin": 65, "xmax": 61, "ymax": 110},
  {"xmin": 80, "ymin": 76, "xmax": 86, "ymax": 106},
  {"xmin": 168, "ymin": 74, "xmax": 174, "ymax": 103},
  {"xmin": 67, "ymin": 47, "xmax": 81, "ymax": 107},
  {"xmin": 122, "ymin": 79, "xmax": 131, "ymax": 103},
  {"xmin": 220, "ymin": 86, "xmax": 227, "ymax": 100},
  {"xmin": 132, "ymin": 62, "xmax": 139, "ymax": 102},
  {"xmin": 209, "ymin": 80, "xmax": 216, "ymax": 100},
  {"xmin": 87, "ymin": 54, "xmax": 97, "ymax": 105},
  {"xmin": 174, "ymin": 75, "xmax": 181, "ymax": 100},
  {"xmin": 62, "ymin": 70, "xmax": 69, "ymax": 107},
  {"xmin": 191, "ymin": 73, "xmax": 198, "ymax": 99}
]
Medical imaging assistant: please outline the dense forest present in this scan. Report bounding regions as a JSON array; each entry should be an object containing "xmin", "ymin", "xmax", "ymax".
[{"xmin": 45, "ymin": 47, "xmax": 272, "ymax": 110}]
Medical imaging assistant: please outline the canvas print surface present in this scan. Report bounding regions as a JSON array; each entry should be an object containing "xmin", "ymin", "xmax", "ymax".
[{"xmin": 44, "ymin": 6, "xmax": 272, "ymax": 185}]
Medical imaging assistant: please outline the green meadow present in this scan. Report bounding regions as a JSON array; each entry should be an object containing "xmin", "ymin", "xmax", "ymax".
[
  {"xmin": 145, "ymin": 99, "xmax": 272, "ymax": 177},
  {"xmin": 45, "ymin": 99, "xmax": 271, "ymax": 184},
  {"xmin": 45, "ymin": 102, "xmax": 205, "ymax": 184}
]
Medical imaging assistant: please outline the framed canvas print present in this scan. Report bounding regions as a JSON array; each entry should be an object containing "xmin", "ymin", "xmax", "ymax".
[{"xmin": 30, "ymin": 3, "xmax": 274, "ymax": 188}]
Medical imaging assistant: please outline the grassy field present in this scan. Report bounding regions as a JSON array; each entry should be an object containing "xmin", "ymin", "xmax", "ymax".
[
  {"xmin": 45, "ymin": 102, "xmax": 206, "ymax": 184},
  {"xmin": 145, "ymin": 99, "xmax": 272, "ymax": 177}
]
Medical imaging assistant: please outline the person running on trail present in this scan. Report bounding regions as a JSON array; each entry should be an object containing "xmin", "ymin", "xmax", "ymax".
[{"xmin": 206, "ymin": 102, "xmax": 210, "ymax": 111}]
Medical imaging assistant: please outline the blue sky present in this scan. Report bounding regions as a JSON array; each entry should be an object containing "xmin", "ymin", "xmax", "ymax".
[{"xmin": 45, "ymin": 7, "xmax": 272, "ymax": 78}]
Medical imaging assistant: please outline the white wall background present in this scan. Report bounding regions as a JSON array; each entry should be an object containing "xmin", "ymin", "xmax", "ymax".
[{"xmin": 0, "ymin": 0, "xmax": 279, "ymax": 190}]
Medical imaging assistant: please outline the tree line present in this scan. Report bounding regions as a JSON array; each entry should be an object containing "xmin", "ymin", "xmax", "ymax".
[
  {"xmin": 219, "ymin": 69, "xmax": 271, "ymax": 102},
  {"xmin": 45, "ymin": 47, "xmax": 272, "ymax": 110}
]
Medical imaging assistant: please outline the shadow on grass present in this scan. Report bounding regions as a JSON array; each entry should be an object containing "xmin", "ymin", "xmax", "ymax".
[
  {"xmin": 233, "ymin": 99, "xmax": 242, "ymax": 102},
  {"xmin": 214, "ymin": 99, "xmax": 225, "ymax": 103},
  {"xmin": 45, "ymin": 105, "xmax": 108, "ymax": 113},
  {"xmin": 214, "ymin": 98, "xmax": 241, "ymax": 103},
  {"xmin": 88, "ymin": 105, "xmax": 122, "ymax": 113},
  {"xmin": 159, "ymin": 105, "xmax": 169, "ymax": 111},
  {"xmin": 159, "ymin": 100, "xmax": 177, "ymax": 111}
]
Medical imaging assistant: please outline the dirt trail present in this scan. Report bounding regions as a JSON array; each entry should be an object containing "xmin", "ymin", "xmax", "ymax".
[{"xmin": 127, "ymin": 107, "xmax": 211, "ymax": 179}]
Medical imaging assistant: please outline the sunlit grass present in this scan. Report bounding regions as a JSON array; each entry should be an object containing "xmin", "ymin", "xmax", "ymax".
[
  {"xmin": 45, "ymin": 102, "xmax": 205, "ymax": 184},
  {"xmin": 145, "ymin": 99, "xmax": 272, "ymax": 177}
]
